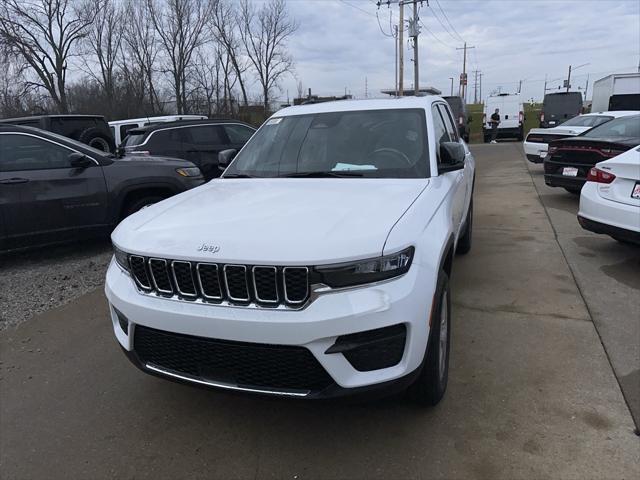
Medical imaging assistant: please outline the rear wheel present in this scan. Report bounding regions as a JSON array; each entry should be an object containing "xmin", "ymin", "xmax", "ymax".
[
  {"xmin": 78, "ymin": 127, "xmax": 114, "ymax": 153},
  {"xmin": 407, "ymin": 271, "xmax": 451, "ymax": 406}
]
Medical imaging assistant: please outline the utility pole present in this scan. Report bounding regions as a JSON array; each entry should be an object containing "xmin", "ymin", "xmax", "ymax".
[
  {"xmin": 365, "ymin": 76, "xmax": 368, "ymax": 98},
  {"xmin": 518, "ymin": 79, "xmax": 522, "ymax": 94},
  {"xmin": 412, "ymin": 0, "xmax": 419, "ymax": 96},
  {"xmin": 479, "ymin": 72, "xmax": 483, "ymax": 104},
  {"xmin": 398, "ymin": 2, "xmax": 404, "ymax": 96},
  {"xmin": 584, "ymin": 74, "xmax": 589, "ymax": 100},
  {"xmin": 543, "ymin": 74, "xmax": 547, "ymax": 99},
  {"xmin": 394, "ymin": 25, "xmax": 399, "ymax": 96},
  {"xmin": 456, "ymin": 42, "xmax": 475, "ymax": 101},
  {"xmin": 449, "ymin": 77, "xmax": 454, "ymax": 96},
  {"xmin": 472, "ymin": 70, "xmax": 480, "ymax": 104},
  {"xmin": 566, "ymin": 65, "xmax": 572, "ymax": 92}
]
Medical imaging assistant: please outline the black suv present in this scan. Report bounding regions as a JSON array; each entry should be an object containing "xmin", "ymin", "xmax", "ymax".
[
  {"xmin": 0, "ymin": 125, "xmax": 204, "ymax": 251},
  {"xmin": 443, "ymin": 96, "xmax": 471, "ymax": 142},
  {"xmin": 121, "ymin": 119, "xmax": 256, "ymax": 180},
  {"xmin": 0, "ymin": 114, "xmax": 116, "ymax": 153}
]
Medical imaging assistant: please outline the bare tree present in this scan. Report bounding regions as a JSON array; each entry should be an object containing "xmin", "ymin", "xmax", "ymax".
[
  {"xmin": 121, "ymin": 0, "xmax": 163, "ymax": 114},
  {"xmin": 83, "ymin": 0, "xmax": 123, "ymax": 114},
  {"xmin": 211, "ymin": 0, "xmax": 250, "ymax": 107},
  {"xmin": 239, "ymin": 0, "xmax": 297, "ymax": 112},
  {"xmin": 0, "ymin": 0, "xmax": 102, "ymax": 113},
  {"xmin": 147, "ymin": 0, "xmax": 214, "ymax": 114}
]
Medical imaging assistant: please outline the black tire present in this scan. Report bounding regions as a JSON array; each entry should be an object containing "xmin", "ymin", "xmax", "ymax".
[
  {"xmin": 78, "ymin": 127, "xmax": 114, "ymax": 153},
  {"xmin": 407, "ymin": 271, "xmax": 451, "ymax": 406},
  {"xmin": 564, "ymin": 187, "xmax": 581, "ymax": 195},
  {"xmin": 122, "ymin": 195, "xmax": 164, "ymax": 219},
  {"xmin": 456, "ymin": 199, "xmax": 473, "ymax": 254}
]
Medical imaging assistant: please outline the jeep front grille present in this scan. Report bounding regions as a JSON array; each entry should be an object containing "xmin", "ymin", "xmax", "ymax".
[{"xmin": 128, "ymin": 255, "xmax": 310, "ymax": 308}]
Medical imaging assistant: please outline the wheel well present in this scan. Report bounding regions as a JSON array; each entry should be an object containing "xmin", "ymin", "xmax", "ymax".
[
  {"xmin": 442, "ymin": 243, "xmax": 454, "ymax": 278},
  {"xmin": 119, "ymin": 187, "xmax": 174, "ymax": 219}
]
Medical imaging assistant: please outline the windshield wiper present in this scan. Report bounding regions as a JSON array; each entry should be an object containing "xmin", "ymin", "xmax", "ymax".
[
  {"xmin": 277, "ymin": 171, "xmax": 363, "ymax": 178},
  {"xmin": 223, "ymin": 173, "xmax": 256, "ymax": 178}
]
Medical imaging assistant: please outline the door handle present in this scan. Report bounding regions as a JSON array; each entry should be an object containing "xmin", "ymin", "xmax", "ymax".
[{"xmin": 0, "ymin": 177, "xmax": 29, "ymax": 184}]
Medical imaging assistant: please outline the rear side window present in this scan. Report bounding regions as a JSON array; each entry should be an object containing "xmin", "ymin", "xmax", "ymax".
[
  {"xmin": 122, "ymin": 132, "xmax": 147, "ymax": 147},
  {"xmin": 186, "ymin": 125, "xmax": 225, "ymax": 145},
  {"xmin": 0, "ymin": 134, "xmax": 73, "ymax": 171},
  {"xmin": 224, "ymin": 124, "xmax": 255, "ymax": 144}
]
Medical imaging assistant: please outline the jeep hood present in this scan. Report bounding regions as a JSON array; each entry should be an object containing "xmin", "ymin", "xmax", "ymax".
[{"xmin": 112, "ymin": 178, "xmax": 429, "ymax": 265}]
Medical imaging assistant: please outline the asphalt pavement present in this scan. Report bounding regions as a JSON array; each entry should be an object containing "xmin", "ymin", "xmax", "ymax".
[{"xmin": 1, "ymin": 143, "xmax": 638, "ymax": 479}]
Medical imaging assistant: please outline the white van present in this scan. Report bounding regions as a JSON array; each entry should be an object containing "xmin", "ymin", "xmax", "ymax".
[
  {"xmin": 109, "ymin": 115, "xmax": 208, "ymax": 146},
  {"xmin": 483, "ymin": 93, "xmax": 524, "ymax": 142}
]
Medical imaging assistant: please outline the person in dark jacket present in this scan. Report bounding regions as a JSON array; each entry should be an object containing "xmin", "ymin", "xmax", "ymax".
[{"xmin": 490, "ymin": 108, "xmax": 500, "ymax": 143}]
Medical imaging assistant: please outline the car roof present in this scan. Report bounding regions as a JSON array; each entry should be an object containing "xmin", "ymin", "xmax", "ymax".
[
  {"xmin": 587, "ymin": 110, "xmax": 640, "ymax": 118},
  {"xmin": 274, "ymin": 96, "xmax": 443, "ymax": 117},
  {"xmin": 127, "ymin": 118, "xmax": 254, "ymax": 134},
  {"xmin": 109, "ymin": 115, "xmax": 208, "ymax": 125},
  {"xmin": 0, "ymin": 114, "xmax": 105, "ymax": 122}
]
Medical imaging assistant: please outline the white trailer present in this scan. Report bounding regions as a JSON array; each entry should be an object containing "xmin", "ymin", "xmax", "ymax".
[{"xmin": 591, "ymin": 73, "xmax": 640, "ymax": 112}]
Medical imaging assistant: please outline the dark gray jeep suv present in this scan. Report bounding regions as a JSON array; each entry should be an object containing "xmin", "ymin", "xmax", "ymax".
[{"xmin": 0, "ymin": 125, "xmax": 204, "ymax": 251}]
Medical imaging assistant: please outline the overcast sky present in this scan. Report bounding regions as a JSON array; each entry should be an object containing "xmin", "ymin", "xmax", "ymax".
[{"xmin": 275, "ymin": 0, "xmax": 640, "ymax": 103}]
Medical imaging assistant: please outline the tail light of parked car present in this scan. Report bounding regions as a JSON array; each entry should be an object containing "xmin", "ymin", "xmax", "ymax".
[
  {"xmin": 540, "ymin": 113, "xmax": 545, "ymax": 123},
  {"xmin": 587, "ymin": 167, "xmax": 616, "ymax": 184},
  {"xmin": 458, "ymin": 116, "xmax": 464, "ymax": 125},
  {"xmin": 482, "ymin": 113, "xmax": 486, "ymax": 124},
  {"xmin": 519, "ymin": 111, "xmax": 524, "ymax": 123}
]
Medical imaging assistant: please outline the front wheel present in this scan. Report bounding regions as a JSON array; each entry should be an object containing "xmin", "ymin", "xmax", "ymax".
[{"xmin": 407, "ymin": 271, "xmax": 451, "ymax": 406}]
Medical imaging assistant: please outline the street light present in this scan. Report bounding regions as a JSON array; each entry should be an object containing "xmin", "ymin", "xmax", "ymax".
[
  {"xmin": 449, "ymin": 77, "xmax": 454, "ymax": 96},
  {"xmin": 566, "ymin": 63, "xmax": 590, "ymax": 92}
]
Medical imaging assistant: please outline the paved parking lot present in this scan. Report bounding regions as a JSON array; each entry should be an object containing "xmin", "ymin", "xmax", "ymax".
[{"xmin": 1, "ymin": 144, "xmax": 638, "ymax": 479}]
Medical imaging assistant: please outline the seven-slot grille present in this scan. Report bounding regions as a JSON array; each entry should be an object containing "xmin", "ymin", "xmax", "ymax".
[{"xmin": 128, "ymin": 255, "xmax": 309, "ymax": 308}]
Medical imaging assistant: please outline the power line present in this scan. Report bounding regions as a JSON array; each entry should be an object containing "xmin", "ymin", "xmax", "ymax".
[
  {"xmin": 434, "ymin": 0, "xmax": 464, "ymax": 42},
  {"xmin": 338, "ymin": 0, "xmax": 376, "ymax": 17},
  {"xmin": 419, "ymin": 19, "xmax": 455, "ymax": 49},
  {"xmin": 428, "ymin": 2, "xmax": 460, "ymax": 43}
]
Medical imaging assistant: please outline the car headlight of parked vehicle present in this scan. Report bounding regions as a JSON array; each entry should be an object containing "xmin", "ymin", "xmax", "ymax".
[
  {"xmin": 113, "ymin": 245, "xmax": 131, "ymax": 273},
  {"xmin": 314, "ymin": 247, "xmax": 414, "ymax": 288},
  {"xmin": 175, "ymin": 167, "xmax": 202, "ymax": 177}
]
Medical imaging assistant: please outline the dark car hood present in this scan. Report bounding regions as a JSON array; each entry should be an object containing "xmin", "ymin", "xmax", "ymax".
[{"xmin": 115, "ymin": 154, "xmax": 195, "ymax": 167}]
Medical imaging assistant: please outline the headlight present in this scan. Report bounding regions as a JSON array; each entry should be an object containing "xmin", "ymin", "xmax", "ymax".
[
  {"xmin": 113, "ymin": 245, "xmax": 130, "ymax": 273},
  {"xmin": 314, "ymin": 247, "xmax": 414, "ymax": 288},
  {"xmin": 176, "ymin": 167, "xmax": 202, "ymax": 177}
]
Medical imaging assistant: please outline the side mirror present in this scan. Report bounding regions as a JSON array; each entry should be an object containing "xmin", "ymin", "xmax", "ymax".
[
  {"xmin": 218, "ymin": 149, "xmax": 237, "ymax": 170},
  {"xmin": 68, "ymin": 152, "xmax": 93, "ymax": 168},
  {"xmin": 439, "ymin": 142, "xmax": 465, "ymax": 173}
]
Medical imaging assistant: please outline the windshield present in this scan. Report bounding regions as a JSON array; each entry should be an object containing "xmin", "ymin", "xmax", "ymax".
[
  {"xmin": 223, "ymin": 108, "xmax": 429, "ymax": 178},
  {"xmin": 582, "ymin": 115, "xmax": 640, "ymax": 138},
  {"xmin": 443, "ymin": 97, "xmax": 463, "ymax": 118},
  {"xmin": 20, "ymin": 126, "xmax": 111, "ymax": 156},
  {"xmin": 560, "ymin": 115, "xmax": 613, "ymax": 127},
  {"xmin": 122, "ymin": 132, "xmax": 146, "ymax": 147}
]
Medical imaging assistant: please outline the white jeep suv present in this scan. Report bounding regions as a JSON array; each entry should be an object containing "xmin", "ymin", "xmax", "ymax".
[{"xmin": 106, "ymin": 97, "xmax": 475, "ymax": 405}]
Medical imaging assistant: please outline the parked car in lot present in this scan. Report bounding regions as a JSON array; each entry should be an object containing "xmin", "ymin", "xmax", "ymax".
[
  {"xmin": 544, "ymin": 114, "xmax": 640, "ymax": 194},
  {"xmin": 0, "ymin": 125, "xmax": 204, "ymax": 252},
  {"xmin": 443, "ymin": 95, "xmax": 470, "ymax": 142},
  {"xmin": 121, "ymin": 119, "xmax": 256, "ymax": 180},
  {"xmin": 539, "ymin": 91, "xmax": 583, "ymax": 128},
  {"xmin": 483, "ymin": 93, "xmax": 524, "ymax": 141},
  {"xmin": 0, "ymin": 114, "xmax": 116, "ymax": 153},
  {"xmin": 524, "ymin": 111, "xmax": 638, "ymax": 163},
  {"xmin": 106, "ymin": 96, "xmax": 475, "ymax": 405},
  {"xmin": 109, "ymin": 115, "xmax": 208, "ymax": 147},
  {"xmin": 578, "ymin": 146, "xmax": 640, "ymax": 244}
]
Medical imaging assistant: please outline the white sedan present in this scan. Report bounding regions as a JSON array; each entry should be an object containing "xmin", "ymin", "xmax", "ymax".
[
  {"xmin": 524, "ymin": 111, "xmax": 639, "ymax": 164},
  {"xmin": 578, "ymin": 146, "xmax": 640, "ymax": 244}
]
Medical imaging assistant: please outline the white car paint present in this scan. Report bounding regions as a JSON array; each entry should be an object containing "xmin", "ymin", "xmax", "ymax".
[
  {"xmin": 578, "ymin": 146, "xmax": 640, "ymax": 242},
  {"xmin": 523, "ymin": 111, "xmax": 639, "ymax": 163},
  {"xmin": 105, "ymin": 96, "xmax": 475, "ymax": 399},
  {"xmin": 109, "ymin": 115, "xmax": 208, "ymax": 146}
]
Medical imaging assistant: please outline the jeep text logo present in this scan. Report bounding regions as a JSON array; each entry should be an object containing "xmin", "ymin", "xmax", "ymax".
[{"xmin": 197, "ymin": 243, "xmax": 220, "ymax": 254}]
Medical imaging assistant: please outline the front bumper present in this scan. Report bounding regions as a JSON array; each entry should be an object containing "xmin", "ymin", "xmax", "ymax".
[
  {"xmin": 105, "ymin": 258, "xmax": 435, "ymax": 398},
  {"xmin": 578, "ymin": 182, "xmax": 640, "ymax": 243},
  {"xmin": 523, "ymin": 141, "xmax": 547, "ymax": 164}
]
